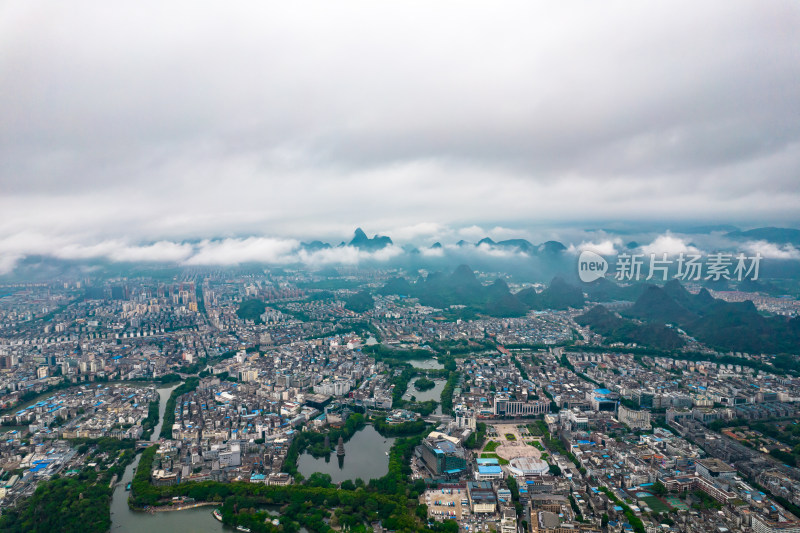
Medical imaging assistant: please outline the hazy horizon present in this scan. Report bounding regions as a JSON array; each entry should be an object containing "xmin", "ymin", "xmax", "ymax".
[{"xmin": 2, "ymin": 1, "xmax": 799, "ymax": 271}]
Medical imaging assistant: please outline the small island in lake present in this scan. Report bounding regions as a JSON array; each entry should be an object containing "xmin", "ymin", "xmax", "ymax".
[{"xmin": 413, "ymin": 376, "xmax": 436, "ymax": 391}]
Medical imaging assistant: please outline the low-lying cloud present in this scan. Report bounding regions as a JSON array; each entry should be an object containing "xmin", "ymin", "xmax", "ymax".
[
  {"xmin": 2, "ymin": 226, "xmax": 800, "ymax": 277},
  {"xmin": 185, "ymin": 238, "xmax": 300, "ymax": 266},
  {"xmin": 1, "ymin": 1, "xmax": 799, "ymax": 254},
  {"xmin": 741, "ymin": 240, "xmax": 800, "ymax": 260},
  {"xmin": 0, "ymin": 234, "xmax": 410, "ymax": 274},
  {"xmin": 567, "ymin": 238, "xmax": 623, "ymax": 256},
  {"xmin": 640, "ymin": 234, "xmax": 702, "ymax": 257}
]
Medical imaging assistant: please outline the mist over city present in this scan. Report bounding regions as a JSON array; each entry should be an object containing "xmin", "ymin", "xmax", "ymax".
[{"xmin": 1, "ymin": 2, "xmax": 799, "ymax": 533}]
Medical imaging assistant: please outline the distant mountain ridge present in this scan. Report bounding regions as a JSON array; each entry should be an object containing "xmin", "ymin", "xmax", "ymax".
[
  {"xmin": 616, "ymin": 281, "xmax": 800, "ymax": 353},
  {"xmin": 474, "ymin": 237, "xmax": 566, "ymax": 255},
  {"xmin": 379, "ymin": 265, "xmax": 585, "ymax": 317},
  {"xmin": 294, "ymin": 226, "xmax": 800, "ymax": 258},
  {"xmin": 624, "ymin": 285, "xmax": 698, "ymax": 325},
  {"xmin": 300, "ymin": 240, "xmax": 331, "ymax": 251},
  {"xmin": 297, "ymin": 229, "xmax": 569, "ymax": 256},
  {"xmin": 516, "ymin": 277, "xmax": 584, "ymax": 310},
  {"xmin": 582, "ymin": 277, "xmax": 644, "ymax": 302},
  {"xmin": 349, "ymin": 228, "xmax": 393, "ymax": 251},
  {"xmin": 576, "ymin": 305, "xmax": 685, "ymax": 349},
  {"xmin": 308, "ymin": 229, "xmax": 573, "ymax": 256},
  {"xmin": 574, "ymin": 274, "xmax": 800, "ymax": 353},
  {"xmin": 725, "ymin": 227, "xmax": 800, "ymax": 247}
]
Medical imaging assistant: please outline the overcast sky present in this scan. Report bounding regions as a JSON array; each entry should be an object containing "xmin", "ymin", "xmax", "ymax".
[{"xmin": 1, "ymin": 1, "xmax": 799, "ymax": 268}]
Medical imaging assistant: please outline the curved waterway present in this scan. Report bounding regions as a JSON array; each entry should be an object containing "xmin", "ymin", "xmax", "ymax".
[{"xmin": 110, "ymin": 382, "xmax": 226, "ymax": 532}]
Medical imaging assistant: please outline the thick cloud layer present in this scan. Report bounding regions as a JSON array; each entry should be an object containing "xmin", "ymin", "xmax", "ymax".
[{"xmin": 1, "ymin": 1, "xmax": 799, "ymax": 267}]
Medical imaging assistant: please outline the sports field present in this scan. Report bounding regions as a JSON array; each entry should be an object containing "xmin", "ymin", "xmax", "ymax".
[
  {"xmin": 666, "ymin": 496, "xmax": 688, "ymax": 510},
  {"xmin": 642, "ymin": 496, "xmax": 671, "ymax": 513}
]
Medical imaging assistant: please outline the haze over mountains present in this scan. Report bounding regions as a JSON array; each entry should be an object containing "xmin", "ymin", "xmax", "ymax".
[
  {"xmin": 379, "ymin": 264, "xmax": 585, "ymax": 318},
  {"xmin": 372, "ymin": 263, "xmax": 800, "ymax": 355},
  {"xmin": 6, "ymin": 226, "xmax": 800, "ymax": 281},
  {"xmin": 11, "ymin": 222, "xmax": 797, "ymax": 354},
  {"xmin": 577, "ymin": 279, "xmax": 800, "ymax": 354},
  {"xmin": 4, "ymin": 226, "xmax": 800, "ymax": 285}
]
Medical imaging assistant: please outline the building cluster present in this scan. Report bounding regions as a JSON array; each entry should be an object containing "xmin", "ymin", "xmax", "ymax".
[
  {"xmin": 2, "ymin": 269, "xmax": 800, "ymax": 533},
  {"xmin": 407, "ymin": 341, "xmax": 800, "ymax": 533},
  {"xmin": 0, "ymin": 439, "xmax": 79, "ymax": 508},
  {"xmin": 0, "ymin": 383, "xmax": 158, "ymax": 508}
]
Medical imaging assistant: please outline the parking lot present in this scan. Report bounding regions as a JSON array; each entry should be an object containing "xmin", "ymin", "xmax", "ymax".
[{"xmin": 423, "ymin": 487, "xmax": 468, "ymax": 520}]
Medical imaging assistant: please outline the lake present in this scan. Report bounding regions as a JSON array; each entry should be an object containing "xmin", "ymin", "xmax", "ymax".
[
  {"xmin": 408, "ymin": 359, "xmax": 443, "ymax": 370},
  {"xmin": 297, "ymin": 425, "xmax": 395, "ymax": 484},
  {"xmin": 407, "ymin": 376, "xmax": 445, "ymax": 403}
]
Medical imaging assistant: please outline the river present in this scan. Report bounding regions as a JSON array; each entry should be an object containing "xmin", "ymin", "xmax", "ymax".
[
  {"xmin": 109, "ymin": 382, "xmax": 226, "ymax": 533},
  {"xmin": 109, "ymin": 387, "xmax": 392, "ymax": 531},
  {"xmin": 296, "ymin": 425, "xmax": 395, "ymax": 484}
]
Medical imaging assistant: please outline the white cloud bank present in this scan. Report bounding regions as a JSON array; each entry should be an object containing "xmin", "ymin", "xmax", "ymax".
[
  {"xmin": 1, "ymin": 2, "xmax": 799, "ymax": 274},
  {"xmin": 185, "ymin": 238, "xmax": 300, "ymax": 266},
  {"xmin": 567, "ymin": 238, "xmax": 623, "ymax": 256},
  {"xmin": 640, "ymin": 234, "xmax": 701, "ymax": 256},
  {"xmin": 1, "ymin": 229, "xmax": 799, "ymax": 276},
  {"xmin": 0, "ymin": 1, "xmax": 798, "ymax": 253},
  {"xmin": 0, "ymin": 234, "xmax": 412, "ymax": 274},
  {"xmin": 741, "ymin": 240, "xmax": 800, "ymax": 259}
]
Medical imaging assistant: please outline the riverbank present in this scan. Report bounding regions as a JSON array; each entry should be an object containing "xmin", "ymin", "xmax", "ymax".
[
  {"xmin": 144, "ymin": 501, "xmax": 217, "ymax": 513},
  {"xmin": 109, "ymin": 382, "xmax": 185, "ymax": 531}
]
